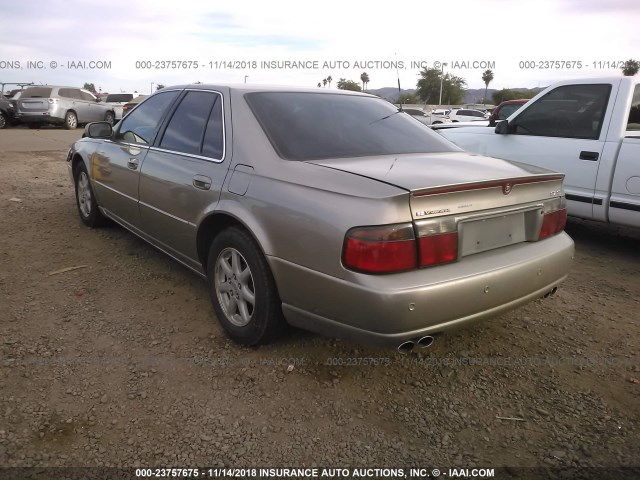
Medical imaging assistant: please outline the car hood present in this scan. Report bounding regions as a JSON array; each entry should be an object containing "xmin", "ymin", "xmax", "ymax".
[{"xmin": 306, "ymin": 152, "xmax": 555, "ymax": 193}]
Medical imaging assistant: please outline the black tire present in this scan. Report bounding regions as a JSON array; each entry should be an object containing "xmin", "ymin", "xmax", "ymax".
[
  {"xmin": 0, "ymin": 112, "xmax": 6, "ymax": 129},
  {"xmin": 74, "ymin": 163, "xmax": 107, "ymax": 227},
  {"xmin": 27, "ymin": 123, "xmax": 42, "ymax": 129},
  {"xmin": 206, "ymin": 227, "xmax": 287, "ymax": 346},
  {"xmin": 64, "ymin": 111, "xmax": 78, "ymax": 130},
  {"xmin": 105, "ymin": 111, "xmax": 115, "ymax": 126}
]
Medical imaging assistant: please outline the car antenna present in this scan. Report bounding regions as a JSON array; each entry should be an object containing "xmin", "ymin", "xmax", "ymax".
[{"xmin": 395, "ymin": 52, "xmax": 403, "ymax": 112}]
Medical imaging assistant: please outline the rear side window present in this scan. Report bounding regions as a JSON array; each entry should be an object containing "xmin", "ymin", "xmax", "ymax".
[
  {"xmin": 159, "ymin": 91, "xmax": 223, "ymax": 158},
  {"xmin": 59, "ymin": 88, "xmax": 82, "ymax": 99},
  {"xmin": 627, "ymin": 84, "xmax": 640, "ymax": 131},
  {"xmin": 513, "ymin": 84, "xmax": 611, "ymax": 139},
  {"xmin": 106, "ymin": 94, "xmax": 134, "ymax": 103},
  {"xmin": 116, "ymin": 90, "xmax": 180, "ymax": 145},
  {"xmin": 22, "ymin": 87, "xmax": 53, "ymax": 98},
  {"xmin": 245, "ymin": 92, "xmax": 456, "ymax": 160}
]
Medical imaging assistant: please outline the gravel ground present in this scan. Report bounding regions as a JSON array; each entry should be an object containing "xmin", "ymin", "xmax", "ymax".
[{"xmin": 0, "ymin": 129, "xmax": 639, "ymax": 477}]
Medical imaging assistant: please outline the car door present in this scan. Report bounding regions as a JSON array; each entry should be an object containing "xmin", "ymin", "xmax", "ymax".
[
  {"xmin": 138, "ymin": 89, "xmax": 229, "ymax": 269},
  {"xmin": 608, "ymin": 84, "xmax": 640, "ymax": 227},
  {"xmin": 80, "ymin": 90, "xmax": 103, "ymax": 122},
  {"xmin": 91, "ymin": 90, "xmax": 181, "ymax": 229},
  {"xmin": 484, "ymin": 83, "xmax": 613, "ymax": 220}
]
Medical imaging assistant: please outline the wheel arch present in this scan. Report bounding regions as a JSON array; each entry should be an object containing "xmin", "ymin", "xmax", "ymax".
[{"xmin": 196, "ymin": 209, "xmax": 272, "ymax": 272}]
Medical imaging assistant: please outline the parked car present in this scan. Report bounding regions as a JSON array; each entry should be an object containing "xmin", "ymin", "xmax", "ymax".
[
  {"xmin": 103, "ymin": 92, "xmax": 139, "ymax": 121},
  {"xmin": 67, "ymin": 84, "xmax": 573, "ymax": 351},
  {"xmin": 431, "ymin": 109, "xmax": 451, "ymax": 117},
  {"xmin": 121, "ymin": 95, "xmax": 149, "ymax": 117},
  {"xmin": 403, "ymin": 108, "xmax": 452, "ymax": 125},
  {"xmin": 488, "ymin": 99, "xmax": 529, "ymax": 127},
  {"xmin": 16, "ymin": 86, "xmax": 116, "ymax": 129},
  {"xmin": 0, "ymin": 96, "xmax": 16, "ymax": 128},
  {"xmin": 437, "ymin": 76, "xmax": 640, "ymax": 228},
  {"xmin": 448, "ymin": 108, "xmax": 488, "ymax": 122}
]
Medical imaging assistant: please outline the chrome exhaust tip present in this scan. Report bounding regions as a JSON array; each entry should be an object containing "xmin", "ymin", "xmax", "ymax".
[
  {"xmin": 398, "ymin": 341, "xmax": 415, "ymax": 354},
  {"xmin": 543, "ymin": 287, "xmax": 558, "ymax": 298},
  {"xmin": 416, "ymin": 335, "xmax": 435, "ymax": 348}
]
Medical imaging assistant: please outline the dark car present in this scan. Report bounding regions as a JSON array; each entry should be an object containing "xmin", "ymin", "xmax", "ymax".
[
  {"xmin": 0, "ymin": 96, "xmax": 16, "ymax": 128},
  {"xmin": 488, "ymin": 99, "xmax": 528, "ymax": 126}
]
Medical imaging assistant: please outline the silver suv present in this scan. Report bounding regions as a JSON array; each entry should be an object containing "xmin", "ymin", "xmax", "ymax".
[{"xmin": 16, "ymin": 86, "xmax": 116, "ymax": 129}]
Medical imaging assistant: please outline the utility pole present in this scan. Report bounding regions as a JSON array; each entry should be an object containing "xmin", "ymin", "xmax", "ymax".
[{"xmin": 438, "ymin": 63, "xmax": 448, "ymax": 107}]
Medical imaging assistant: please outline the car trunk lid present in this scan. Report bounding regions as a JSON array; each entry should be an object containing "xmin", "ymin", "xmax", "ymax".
[{"xmin": 308, "ymin": 152, "xmax": 566, "ymax": 260}]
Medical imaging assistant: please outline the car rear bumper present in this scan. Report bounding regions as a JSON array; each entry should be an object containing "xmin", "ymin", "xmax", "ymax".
[
  {"xmin": 17, "ymin": 113, "xmax": 64, "ymax": 125},
  {"xmin": 269, "ymin": 233, "xmax": 574, "ymax": 348}
]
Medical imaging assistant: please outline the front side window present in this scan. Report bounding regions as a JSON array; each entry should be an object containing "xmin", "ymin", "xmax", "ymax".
[
  {"xmin": 116, "ymin": 90, "xmax": 180, "ymax": 145},
  {"xmin": 498, "ymin": 104, "xmax": 522, "ymax": 120},
  {"xmin": 513, "ymin": 84, "xmax": 611, "ymax": 139},
  {"xmin": 245, "ymin": 92, "xmax": 456, "ymax": 161},
  {"xmin": 80, "ymin": 90, "xmax": 96, "ymax": 101},
  {"xmin": 159, "ymin": 91, "xmax": 223, "ymax": 157},
  {"xmin": 626, "ymin": 84, "xmax": 640, "ymax": 131}
]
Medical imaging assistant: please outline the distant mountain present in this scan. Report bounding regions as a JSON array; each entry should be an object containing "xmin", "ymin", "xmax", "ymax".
[
  {"xmin": 366, "ymin": 86, "xmax": 546, "ymax": 105},
  {"xmin": 365, "ymin": 87, "xmax": 417, "ymax": 101}
]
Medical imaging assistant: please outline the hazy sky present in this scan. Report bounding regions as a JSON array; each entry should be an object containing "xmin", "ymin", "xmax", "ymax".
[{"xmin": 1, "ymin": 0, "xmax": 638, "ymax": 94}]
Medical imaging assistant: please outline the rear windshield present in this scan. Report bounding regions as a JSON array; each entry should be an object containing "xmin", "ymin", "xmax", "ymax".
[
  {"xmin": 245, "ymin": 92, "xmax": 456, "ymax": 160},
  {"xmin": 21, "ymin": 87, "xmax": 53, "ymax": 98},
  {"xmin": 106, "ymin": 94, "xmax": 134, "ymax": 102}
]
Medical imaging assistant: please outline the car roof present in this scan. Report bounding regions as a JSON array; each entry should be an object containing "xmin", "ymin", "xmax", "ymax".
[
  {"xmin": 161, "ymin": 83, "xmax": 375, "ymax": 97},
  {"xmin": 498, "ymin": 99, "xmax": 529, "ymax": 105}
]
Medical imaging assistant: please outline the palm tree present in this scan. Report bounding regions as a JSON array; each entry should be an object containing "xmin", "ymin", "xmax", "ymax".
[
  {"xmin": 481, "ymin": 69, "xmax": 494, "ymax": 104},
  {"xmin": 317, "ymin": 82, "xmax": 322, "ymax": 88},
  {"xmin": 360, "ymin": 72, "xmax": 370, "ymax": 91},
  {"xmin": 622, "ymin": 59, "xmax": 640, "ymax": 76},
  {"xmin": 327, "ymin": 75, "xmax": 332, "ymax": 88},
  {"xmin": 323, "ymin": 78, "xmax": 327, "ymax": 88}
]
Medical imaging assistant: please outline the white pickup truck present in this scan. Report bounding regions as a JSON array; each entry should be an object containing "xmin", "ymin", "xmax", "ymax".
[{"xmin": 436, "ymin": 77, "xmax": 640, "ymax": 228}]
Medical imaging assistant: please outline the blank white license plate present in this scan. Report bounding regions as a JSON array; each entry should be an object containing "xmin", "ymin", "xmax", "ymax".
[{"xmin": 460, "ymin": 213, "xmax": 526, "ymax": 256}]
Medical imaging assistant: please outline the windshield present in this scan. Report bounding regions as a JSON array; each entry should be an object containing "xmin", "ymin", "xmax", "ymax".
[{"xmin": 245, "ymin": 92, "xmax": 456, "ymax": 161}]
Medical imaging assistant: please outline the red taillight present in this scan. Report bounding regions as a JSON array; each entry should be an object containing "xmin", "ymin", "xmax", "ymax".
[
  {"xmin": 539, "ymin": 208, "xmax": 567, "ymax": 240},
  {"xmin": 418, "ymin": 232, "xmax": 458, "ymax": 266},
  {"xmin": 343, "ymin": 224, "xmax": 417, "ymax": 273}
]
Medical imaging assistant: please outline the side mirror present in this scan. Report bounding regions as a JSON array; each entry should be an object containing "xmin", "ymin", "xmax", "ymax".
[
  {"xmin": 84, "ymin": 122, "xmax": 113, "ymax": 139},
  {"xmin": 495, "ymin": 120, "xmax": 510, "ymax": 134}
]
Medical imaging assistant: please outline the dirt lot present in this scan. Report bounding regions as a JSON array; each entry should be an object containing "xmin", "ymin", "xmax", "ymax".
[{"xmin": 0, "ymin": 128, "xmax": 639, "ymax": 476}]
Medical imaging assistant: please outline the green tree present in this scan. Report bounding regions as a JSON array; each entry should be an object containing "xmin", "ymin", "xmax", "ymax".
[
  {"xmin": 323, "ymin": 78, "xmax": 327, "ymax": 87},
  {"xmin": 83, "ymin": 83, "xmax": 97, "ymax": 94},
  {"xmin": 337, "ymin": 78, "xmax": 362, "ymax": 91},
  {"xmin": 327, "ymin": 75, "xmax": 333, "ymax": 88},
  {"xmin": 622, "ymin": 59, "xmax": 640, "ymax": 76},
  {"xmin": 360, "ymin": 72, "xmax": 370, "ymax": 91},
  {"xmin": 491, "ymin": 88, "xmax": 537, "ymax": 104},
  {"xmin": 397, "ymin": 93, "xmax": 418, "ymax": 104},
  {"xmin": 416, "ymin": 67, "xmax": 466, "ymax": 105},
  {"xmin": 156, "ymin": 84, "xmax": 165, "ymax": 91},
  {"xmin": 481, "ymin": 69, "xmax": 494, "ymax": 104},
  {"xmin": 317, "ymin": 82, "xmax": 322, "ymax": 88}
]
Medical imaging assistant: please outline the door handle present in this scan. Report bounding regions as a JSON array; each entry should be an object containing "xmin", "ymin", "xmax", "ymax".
[
  {"xmin": 127, "ymin": 158, "xmax": 139, "ymax": 170},
  {"xmin": 193, "ymin": 174, "xmax": 212, "ymax": 190},
  {"xmin": 579, "ymin": 151, "xmax": 599, "ymax": 161}
]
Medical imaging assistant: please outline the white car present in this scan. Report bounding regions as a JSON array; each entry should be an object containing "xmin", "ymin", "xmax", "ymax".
[
  {"xmin": 103, "ymin": 93, "xmax": 139, "ymax": 121},
  {"xmin": 403, "ymin": 108, "xmax": 452, "ymax": 125},
  {"xmin": 449, "ymin": 108, "xmax": 488, "ymax": 122}
]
